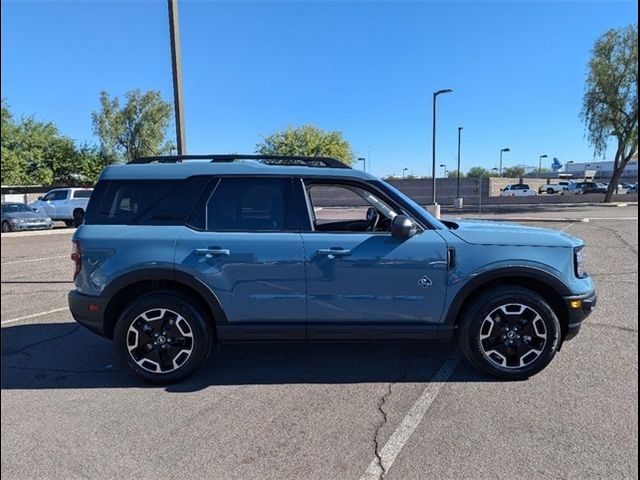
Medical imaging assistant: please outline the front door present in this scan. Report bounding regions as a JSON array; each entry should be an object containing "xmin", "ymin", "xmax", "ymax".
[
  {"xmin": 174, "ymin": 176, "xmax": 307, "ymax": 340},
  {"xmin": 37, "ymin": 189, "xmax": 68, "ymax": 217},
  {"xmin": 301, "ymin": 181, "xmax": 448, "ymax": 337}
]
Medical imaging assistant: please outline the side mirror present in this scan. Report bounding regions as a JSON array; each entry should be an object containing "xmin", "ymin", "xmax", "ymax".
[
  {"xmin": 37, "ymin": 196, "xmax": 43, "ymax": 201},
  {"xmin": 391, "ymin": 215, "xmax": 417, "ymax": 239}
]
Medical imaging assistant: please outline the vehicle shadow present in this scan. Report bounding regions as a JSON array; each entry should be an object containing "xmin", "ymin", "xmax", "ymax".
[{"xmin": 1, "ymin": 322, "xmax": 492, "ymax": 392}]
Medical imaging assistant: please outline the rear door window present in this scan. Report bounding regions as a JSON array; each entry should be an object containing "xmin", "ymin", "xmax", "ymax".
[
  {"xmin": 73, "ymin": 190, "xmax": 93, "ymax": 199},
  {"xmin": 85, "ymin": 177, "xmax": 210, "ymax": 225},
  {"xmin": 189, "ymin": 177, "xmax": 299, "ymax": 232}
]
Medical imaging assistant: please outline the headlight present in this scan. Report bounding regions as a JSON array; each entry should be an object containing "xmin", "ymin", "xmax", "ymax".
[
  {"xmin": 575, "ymin": 247, "xmax": 587, "ymax": 278},
  {"xmin": 10, "ymin": 218, "xmax": 24, "ymax": 224}
]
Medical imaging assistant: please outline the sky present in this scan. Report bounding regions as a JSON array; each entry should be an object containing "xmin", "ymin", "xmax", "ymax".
[{"xmin": 1, "ymin": 0, "xmax": 637, "ymax": 178}]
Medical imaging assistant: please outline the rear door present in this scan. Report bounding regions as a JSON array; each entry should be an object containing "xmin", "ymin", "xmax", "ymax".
[{"xmin": 175, "ymin": 176, "xmax": 307, "ymax": 340}]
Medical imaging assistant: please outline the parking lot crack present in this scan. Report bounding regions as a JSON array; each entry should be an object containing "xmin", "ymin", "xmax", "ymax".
[
  {"xmin": 585, "ymin": 322, "xmax": 638, "ymax": 333},
  {"xmin": 590, "ymin": 224, "xmax": 638, "ymax": 257},
  {"xmin": 2, "ymin": 325, "xmax": 80, "ymax": 357},
  {"xmin": 370, "ymin": 361, "xmax": 413, "ymax": 479},
  {"xmin": 372, "ymin": 382, "xmax": 393, "ymax": 479},
  {"xmin": 2, "ymin": 364, "xmax": 123, "ymax": 374}
]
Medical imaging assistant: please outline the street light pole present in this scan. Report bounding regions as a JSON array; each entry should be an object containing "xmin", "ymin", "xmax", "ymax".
[
  {"xmin": 431, "ymin": 89, "xmax": 453, "ymax": 211},
  {"xmin": 168, "ymin": 0, "xmax": 187, "ymax": 155},
  {"xmin": 402, "ymin": 168, "xmax": 408, "ymax": 179},
  {"xmin": 456, "ymin": 127, "xmax": 463, "ymax": 198},
  {"xmin": 357, "ymin": 157, "xmax": 366, "ymax": 171},
  {"xmin": 499, "ymin": 147, "xmax": 510, "ymax": 176},
  {"xmin": 538, "ymin": 154, "xmax": 548, "ymax": 178}
]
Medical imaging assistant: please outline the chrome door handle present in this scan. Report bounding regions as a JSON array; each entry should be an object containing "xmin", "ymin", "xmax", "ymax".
[
  {"xmin": 317, "ymin": 248, "xmax": 351, "ymax": 257},
  {"xmin": 195, "ymin": 248, "xmax": 230, "ymax": 256}
]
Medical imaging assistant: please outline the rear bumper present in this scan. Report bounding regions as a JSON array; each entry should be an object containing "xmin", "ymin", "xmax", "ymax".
[
  {"xmin": 68, "ymin": 290, "xmax": 109, "ymax": 338},
  {"xmin": 563, "ymin": 290, "xmax": 597, "ymax": 341}
]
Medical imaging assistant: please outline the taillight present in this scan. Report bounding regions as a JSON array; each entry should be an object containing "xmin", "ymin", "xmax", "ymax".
[{"xmin": 71, "ymin": 240, "xmax": 82, "ymax": 279}]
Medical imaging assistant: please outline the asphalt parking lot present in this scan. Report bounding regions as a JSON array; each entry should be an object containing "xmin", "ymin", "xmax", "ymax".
[{"xmin": 1, "ymin": 205, "xmax": 638, "ymax": 479}]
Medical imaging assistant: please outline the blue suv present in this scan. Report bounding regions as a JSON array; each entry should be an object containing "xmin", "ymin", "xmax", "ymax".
[{"xmin": 68, "ymin": 154, "xmax": 596, "ymax": 384}]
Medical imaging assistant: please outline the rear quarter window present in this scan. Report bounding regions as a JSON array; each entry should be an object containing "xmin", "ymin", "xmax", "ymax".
[
  {"xmin": 73, "ymin": 190, "xmax": 93, "ymax": 199},
  {"xmin": 84, "ymin": 176, "xmax": 210, "ymax": 225}
]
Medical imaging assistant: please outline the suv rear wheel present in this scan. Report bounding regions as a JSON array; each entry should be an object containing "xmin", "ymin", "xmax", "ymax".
[
  {"xmin": 114, "ymin": 293, "xmax": 212, "ymax": 384},
  {"xmin": 459, "ymin": 286, "xmax": 561, "ymax": 380}
]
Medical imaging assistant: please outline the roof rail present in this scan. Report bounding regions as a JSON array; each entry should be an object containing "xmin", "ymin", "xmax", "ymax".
[{"xmin": 128, "ymin": 154, "xmax": 351, "ymax": 169}]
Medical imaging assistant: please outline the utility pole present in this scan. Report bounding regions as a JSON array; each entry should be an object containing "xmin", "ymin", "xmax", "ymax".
[
  {"xmin": 430, "ymin": 89, "xmax": 453, "ymax": 218},
  {"xmin": 499, "ymin": 147, "xmax": 510, "ymax": 176},
  {"xmin": 455, "ymin": 127, "xmax": 463, "ymax": 209},
  {"xmin": 168, "ymin": 0, "xmax": 187, "ymax": 155}
]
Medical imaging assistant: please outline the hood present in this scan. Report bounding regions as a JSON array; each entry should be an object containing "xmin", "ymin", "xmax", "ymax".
[
  {"xmin": 3, "ymin": 211, "xmax": 48, "ymax": 220},
  {"xmin": 446, "ymin": 219, "xmax": 583, "ymax": 248}
]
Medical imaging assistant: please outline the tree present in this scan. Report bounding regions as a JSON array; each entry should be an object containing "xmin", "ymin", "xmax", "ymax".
[
  {"xmin": 467, "ymin": 167, "xmax": 491, "ymax": 178},
  {"xmin": 256, "ymin": 125, "xmax": 354, "ymax": 166},
  {"xmin": 502, "ymin": 166, "xmax": 526, "ymax": 178},
  {"xmin": 92, "ymin": 89, "xmax": 174, "ymax": 163},
  {"xmin": 581, "ymin": 24, "xmax": 638, "ymax": 202},
  {"xmin": 532, "ymin": 167, "xmax": 551, "ymax": 176},
  {"xmin": 447, "ymin": 169, "xmax": 465, "ymax": 179},
  {"xmin": 1, "ymin": 99, "xmax": 108, "ymax": 186}
]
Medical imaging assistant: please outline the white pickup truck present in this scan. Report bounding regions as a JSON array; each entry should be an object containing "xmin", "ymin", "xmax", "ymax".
[
  {"xmin": 30, "ymin": 188, "xmax": 93, "ymax": 227},
  {"xmin": 500, "ymin": 184, "xmax": 537, "ymax": 197},
  {"xmin": 538, "ymin": 181, "xmax": 572, "ymax": 194}
]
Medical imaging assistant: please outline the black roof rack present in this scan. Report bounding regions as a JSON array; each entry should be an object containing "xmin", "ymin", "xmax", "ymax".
[{"xmin": 128, "ymin": 154, "xmax": 350, "ymax": 169}]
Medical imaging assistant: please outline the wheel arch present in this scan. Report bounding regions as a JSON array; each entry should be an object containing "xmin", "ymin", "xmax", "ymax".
[
  {"xmin": 444, "ymin": 267, "xmax": 571, "ymax": 340},
  {"xmin": 101, "ymin": 269, "xmax": 227, "ymax": 339}
]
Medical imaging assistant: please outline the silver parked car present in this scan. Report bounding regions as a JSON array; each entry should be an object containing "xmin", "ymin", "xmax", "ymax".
[{"xmin": 1, "ymin": 202, "xmax": 53, "ymax": 232}]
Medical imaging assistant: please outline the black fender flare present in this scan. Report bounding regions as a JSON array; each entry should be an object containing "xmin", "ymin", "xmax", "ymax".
[
  {"xmin": 101, "ymin": 267, "xmax": 228, "ymax": 324},
  {"xmin": 443, "ymin": 266, "xmax": 571, "ymax": 328}
]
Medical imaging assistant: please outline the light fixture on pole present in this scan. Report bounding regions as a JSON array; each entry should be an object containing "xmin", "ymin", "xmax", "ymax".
[
  {"xmin": 499, "ymin": 147, "xmax": 510, "ymax": 176},
  {"xmin": 538, "ymin": 154, "xmax": 548, "ymax": 178},
  {"xmin": 402, "ymin": 167, "xmax": 408, "ymax": 179},
  {"xmin": 357, "ymin": 157, "xmax": 366, "ymax": 171}
]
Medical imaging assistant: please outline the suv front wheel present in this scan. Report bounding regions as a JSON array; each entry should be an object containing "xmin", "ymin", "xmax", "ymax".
[
  {"xmin": 114, "ymin": 293, "xmax": 212, "ymax": 384},
  {"xmin": 459, "ymin": 286, "xmax": 561, "ymax": 380}
]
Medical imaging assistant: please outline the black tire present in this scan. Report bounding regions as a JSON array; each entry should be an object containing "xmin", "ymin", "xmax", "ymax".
[
  {"xmin": 72, "ymin": 209, "xmax": 84, "ymax": 227},
  {"xmin": 546, "ymin": 188, "xmax": 555, "ymax": 195},
  {"xmin": 1, "ymin": 221, "xmax": 13, "ymax": 233},
  {"xmin": 459, "ymin": 286, "xmax": 561, "ymax": 380},
  {"xmin": 114, "ymin": 293, "xmax": 212, "ymax": 384},
  {"xmin": 64, "ymin": 220, "xmax": 74, "ymax": 227}
]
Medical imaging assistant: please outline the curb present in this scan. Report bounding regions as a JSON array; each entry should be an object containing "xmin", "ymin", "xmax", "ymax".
[{"xmin": 0, "ymin": 228, "xmax": 74, "ymax": 238}]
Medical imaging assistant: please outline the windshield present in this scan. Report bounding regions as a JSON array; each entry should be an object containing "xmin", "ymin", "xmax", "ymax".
[{"xmin": 2, "ymin": 203, "xmax": 32, "ymax": 213}]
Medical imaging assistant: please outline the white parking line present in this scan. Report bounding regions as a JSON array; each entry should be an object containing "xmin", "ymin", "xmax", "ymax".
[
  {"xmin": 586, "ymin": 217, "xmax": 638, "ymax": 221},
  {"xmin": 1, "ymin": 255, "xmax": 68, "ymax": 266},
  {"xmin": 360, "ymin": 351, "xmax": 461, "ymax": 480},
  {"xmin": 1, "ymin": 307, "xmax": 69, "ymax": 325}
]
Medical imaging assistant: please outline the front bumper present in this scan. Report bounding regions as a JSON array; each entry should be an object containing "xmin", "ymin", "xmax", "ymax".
[
  {"xmin": 68, "ymin": 290, "xmax": 109, "ymax": 337},
  {"xmin": 563, "ymin": 290, "xmax": 597, "ymax": 341},
  {"xmin": 11, "ymin": 221, "xmax": 53, "ymax": 231}
]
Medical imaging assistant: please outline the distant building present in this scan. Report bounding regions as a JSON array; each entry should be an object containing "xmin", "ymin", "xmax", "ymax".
[{"xmin": 564, "ymin": 153, "xmax": 638, "ymax": 180}]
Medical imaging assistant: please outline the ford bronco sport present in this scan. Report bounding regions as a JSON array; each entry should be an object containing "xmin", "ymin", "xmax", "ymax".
[{"xmin": 68, "ymin": 154, "xmax": 596, "ymax": 384}]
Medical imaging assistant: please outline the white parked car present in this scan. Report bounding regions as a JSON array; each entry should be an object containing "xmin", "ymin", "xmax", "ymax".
[
  {"xmin": 539, "ymin": 181, "xmax": 572, "ymax": 195},
  {"xmin": 30, "ymin": 188, "xmax": 93, "ymax": 227},
  {"xmin": 500, "ymin": 184, "xmax": 537, "ymax": 197}
]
